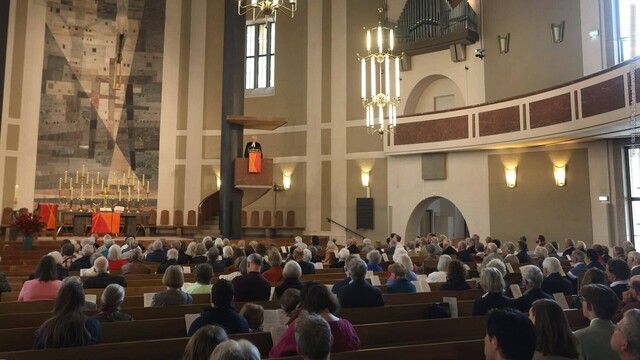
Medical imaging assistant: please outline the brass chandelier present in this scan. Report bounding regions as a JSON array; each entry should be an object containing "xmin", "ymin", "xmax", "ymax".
[
  {"xmin": 358, "ymin": 7, "xmax": 402, "ymax": 135},
  {"xmin": 237, "ymin": 0, "xmax": 297, "ymax": 23}
]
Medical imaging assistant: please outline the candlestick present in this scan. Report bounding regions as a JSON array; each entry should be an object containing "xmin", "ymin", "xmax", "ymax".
[
  {"xmin": 69, "ymin": 181, "xmax": 72, "ymax": 190},
  {"xmin": 137, "ymin": 184, "xmax": 140, "ymax": 201},
  {"xmin": 58, "ymin": 178, "xmax": 62, "ymax": 190},
  {"xmin": 86, "ymin": 172, "xmax": 90, "ymax": 185},
  {"xmin": 82, "ymin": 164, "xmax": 85, "ymax": 177},
  {"xmin": 64, "ymin": 170, "xmax": 68, "ymax": 183},
  {"xmin": 146, "ymin": 181, "xmax": 150, "ymax": 193},
  {"xmin": 101, "ymin": 179, "xmax": 104, "ymax": 190},
  {"xmin": 70, "ymin": 186, "xmax": 74, "ymax": 199},
  {"xmin": 81, "ymin": 184, "xmax": 84, "ymax": 199},
  {"xmin": 142, "ymin": 174, "xmax": 145, "ymax": 186},
  {"xmin": 127, "ymin": 187, "xmax": 131, "ymax": 202},
  {"xmin": 91, "ymin": 182, "xmax": 94, "ymax": 200},
  {"xmin": 96, "ymin": 172, "xmax": 100, "ymax": 185},
  {"xmin": 76, "ymin": 171, "xmax": 79, "ymax": 183},
  {"xmin": 118, "ymin": 189, "xmax": 121, "ymax": 201}
]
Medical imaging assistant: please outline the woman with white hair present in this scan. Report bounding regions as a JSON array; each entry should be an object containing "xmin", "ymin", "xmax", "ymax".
[
  {"xmin": 221, "ymin": 246, "xmax": 234, "ymax": 267},
  {"xmin": 107, "ymin": 245, "xmax": 127, "ymax": 271},
  {"xmin": 361, "ymin": 238, "xmax": 374, "ymax": 254},
  {"xmin": 472, "ymin": 267, "xmax": 512, "ymax": 316},
  {"xmin": 93, "ymin": 284, "xmax": 132, "ymax": 322},
  {"xmin": 427, "ymin": 255, "xmax": 452, "ymax": 283},
  {"xmin": 330, "ymin": 248, "xmax": 350, "ymax": 269},
  {"xmin": 214, "ymin": 238, "xmax": 224, "ymax": 253},
  {"xmin": 534, "ymin": 246, "xmax": 548, "ymax": 269},
  {"xmin": 185, "ymin": 242, "xmax": 197, "ymax": 259},
  {"xmin": 273, "ymin": 261, "xmax": 303, "ymax": 300},
  {"xmin": 386, "ymin": 254, "xmax": 418, "ymax": 286},
  {"xmin": 366, "ymin": 250, "xmax": 383, "ymax": 272},
  {"xmin": 145, "ymin": 240, "xmax": 167, "ymax": 263}
]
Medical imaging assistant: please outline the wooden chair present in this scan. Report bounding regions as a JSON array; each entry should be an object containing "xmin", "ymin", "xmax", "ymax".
[
  {"xmin": 183, "ymin": 210, "xmax": 197, "ymax": 235},
  {"xmin": 173, "ymin": 210, "xmax": 184, "ymax": 236},
  {"xmin": 156, "ymin": 210, "xmax": 171, "ymax": 235},
  {"xmin": 250, "ymin": 211, "xmax": 259, "ymax": 227},
  {"xmin": 147, "ymin": 209, "xmax": 157, "ymax": 235},
  {"xmin": 241, "ymin": 211, "xmax": 247, "ymax": 227},
  {"xmin": 286, "ymin": 210, "xmax": 295, "ymax": 227},
  {"xmin": 262, "ymin": 210, "xmax": 272, "ymax": 227},
  {"xmin": 0, "ymin": 207, "xmax": 13, "ymax": 235},
  {"xmin": 274, "ymin": 210, "xmax": 284, "ymax": 227}
]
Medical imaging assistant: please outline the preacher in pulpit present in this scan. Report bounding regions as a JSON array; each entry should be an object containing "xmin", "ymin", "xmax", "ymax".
[
  {"xmin": 244, "ymin": 136, "xmax": 262, "ymax": 158},
  {"xmin": 245, "ymin": 136, "xmax": 263, "ymax": 173}
]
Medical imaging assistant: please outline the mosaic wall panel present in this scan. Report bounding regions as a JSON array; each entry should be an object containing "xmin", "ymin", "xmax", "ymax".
[{"xmin": 35, "ymin": 0, "xmax": 164, "ymax": 207}]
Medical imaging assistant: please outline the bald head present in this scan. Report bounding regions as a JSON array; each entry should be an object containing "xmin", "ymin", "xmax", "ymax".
[{"xmin": 94, "ymin": 256, "xmax": 108, "ymax": 273}]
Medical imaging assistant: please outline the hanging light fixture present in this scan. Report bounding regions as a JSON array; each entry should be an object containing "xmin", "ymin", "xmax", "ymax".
[
  {"xmin": 358, "ymin": 7, "xmax": 403, "ymax": 135},
  {"xmin": 237, "ymin": 0, "xmax": 297, "ymax": 23}
]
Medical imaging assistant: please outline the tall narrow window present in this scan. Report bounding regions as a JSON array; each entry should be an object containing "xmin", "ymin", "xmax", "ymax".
[
  {"xmin": 625, "ymin": 148, "xmax": 640, "ymax": 246},
  {"xmin": 246, "ymin": 22, "xmax": 275, "ymax": 90},
  {"xmin": 615, "ymin": 0, "xmax": 640, "ymax": 63}
]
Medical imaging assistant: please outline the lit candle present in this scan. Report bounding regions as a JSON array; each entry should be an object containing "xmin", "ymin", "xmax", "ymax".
[
  {"xmin": 137, "ymin": 183, "xmax": 140, "ymax": 201},
  {"xmin": 91, "ymin": 182, "xmax": 94, "ymax": 200},
  {"xmin": 58, "ymin": 178, "xmax": 62, "ymax": 190},
  {"xmin": 86, "ymin": 172, "xmax": 90, "ymax": 185},
  {"xmin": 96, "ymin": 172, "xmax": 100, "ymax": 185},
  {"xmin": 142, "ymin": 174, "xmax": 145, "ymax": 186},
  {"xmin": 82, "ymin": 164, "xmax": 85, "ymax": 177},
  {"xmin": 101, "ymin": 179, "xmax": 104, "ymax": 190},
  {"xmin": 64, "ymin": 171, "xmax": 68, "ymax": 183},
  {"xmin": 377, "ymin": 25, "xmax": 382, "ymax": 53},
  {"xmin": 76, "ymin": 171, "xmax": 79, "ymax": 183},
  {"xmin": 14, "ymin": 185, "xmax": 19, "ymax": 204},
  {"xmin": 361, "ymin": 58, "xmax": 366, "ymax": 100},
  {"xmin": 118, "ymin": 189, "xmax": 121, "ymax": 201},
  {"xmin": 366, "ymin": 30, "xmax": 371, "ymax": 52},
  {"xmin": 70, "ymin": 186, "xmax": 74, "ymax": 199},
  {"xmin": 146, "ymin": 181, "xmax": 150, "ymax": 193}
]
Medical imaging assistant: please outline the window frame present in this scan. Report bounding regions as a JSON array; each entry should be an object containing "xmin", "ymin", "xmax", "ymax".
[
  {"xmin": 245, "ymin": 20, "xmax": 276, "ymax": 93},
  {"xmin": 624, "ymin": 146, "xmax": 640, "ymax": 246}
]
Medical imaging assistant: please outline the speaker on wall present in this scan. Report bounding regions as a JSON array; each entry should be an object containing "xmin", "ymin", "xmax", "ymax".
[{"xmin": 356, "ymin": 198, "xmax": 374, "ymax": 229}]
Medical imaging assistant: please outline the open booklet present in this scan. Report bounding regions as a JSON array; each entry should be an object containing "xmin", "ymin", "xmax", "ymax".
[
  {"xmin": 143, "ymin": 292, "xmax": 156, "ymax": 307},
  {"xmin": 264, "ymin": 309, "xmax": 290, "ymax": 345},
  {"xmin": 411, "ymin": 280, "xmax": 431, "ymax": 293},
  {"xmin": 553, "ymin": 293, "xmax": 570, "ymax": 310},
  {"xmin": 509, "ymin": 284, "xmax": 523, "ymax": 299}
]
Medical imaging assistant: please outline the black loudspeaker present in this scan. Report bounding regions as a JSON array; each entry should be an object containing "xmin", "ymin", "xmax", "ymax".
[{"xmin": 356, "ymin": 198, "xmax": 374, "ymax": 229}]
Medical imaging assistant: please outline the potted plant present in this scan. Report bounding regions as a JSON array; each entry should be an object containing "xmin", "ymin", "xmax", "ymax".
[{"xmin": 14, "ymin": 212, "xmax": 45, "ymax": 250}]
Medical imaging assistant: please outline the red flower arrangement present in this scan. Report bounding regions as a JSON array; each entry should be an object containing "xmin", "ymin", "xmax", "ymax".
[{"xmin": 14, "ymin": 212, "xmax": 45, "ymax": 235}]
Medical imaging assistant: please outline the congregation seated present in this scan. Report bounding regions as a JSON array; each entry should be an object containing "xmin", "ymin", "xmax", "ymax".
[
  {"xmin": 93, "ymin": 284, "xmax": 132, "ymax": 322},
  {"xmin": 545, "ymin": 243, "xmax": 562, "ymax": 260},
  {"xmin": 121, "ymin": 248, "xmax": 152, "ymax": 275},
  {"xmin": 574, "ymin": 284, "xmax": 620, "ymax": 360},
  {"xmin": 145, "ymin": 240, "xmax": 167, "ymax": 263},
  {"xmin": 516, "ymin": 240, "xmax": 532, "ymax": 264},
  {"xmin": 187, "ymin": 278, "xmax": 248, "ymax": 336},
  {"xmin": 366, "ymin": 250, "xmax": 383, "ymax": 272},
  {"xmin": 151, "ymin": 265, "xmax": 192, "ymax": 306},
  {"xmin": 426, "ymin": 254, "xmax": 451, "ymax": 283},
  {"xmin": 212, "ymin": 339, "xmax": 260, "ymax": 360},
  {"xmin": 330, "ymin": 248, "xmax": 349, "ymax": 269},
  {"xmin": 512, "ymin": 265, "xmax": 553, "ymax": 312},
  {"xmin": 484, "ymin": 308, "xmax": 537, "ymax": 360},
  {"xmin": 83, "ymin": 257, "xmax": 128, "ymax": 289},
  {"xmin": 156, "ymin": 248, "xmax": 180, "ymax": 274},
  {"xmin": 586, "ymin": 249, "xmax": 605, "ymax": 271},
  {"xmin": 262, "ymin": 248, "xmax": 284, "ymax": 283},
  {"xmin": 440, "ymin": 259, "xmax": 472, "ymax": 291},
  {"xmin": 541, "ymin": 257, "xmax": 573, "ymax": 296},
  {"xmin": 182, "ymin": 325, "xmax": 228, "ymax": 360},
  {"xmin": 295, "ymin": 247, "xmax": 316, "ymax": 275},
  {"xmin": 206, "ymin": 246, "xmax": 225, "ymax": 272},
  {"xmin": 567, "ymin": 250, "xmax": 588, "ymax": 289},
  {"xmin": 106, "ymin": 245, "xmax": 128, "ymax": 271},
  {"xmin": 472, "ymin": 267, "xmax": 513, "ymax": 316},
  {"xmin": 613, "ymin": 275, "xmax": 640, "ymax": 323},
  {"xmin": 170, "ymin": 240, "xmax": 190, "ymax": 265},
  {"xmin": 279, "ymin": 288, "xmax": 301, "ymax": 324},
  {"xmin": 534, "ymin": 246, "xmax": 548, "ymax": 269},
  {"xmin": 386, "ymin": 262, "xmax": 416, "ymax": 294},
  {"xmin": 478, "ymin": 243, "xmax": 500, "ymax": 271},
  {"xmin": 387, "ymin": 254, "xmax": 417, "ymax": 285},
  {"xmin": 69, "ymin": 244, "xmax": 94, "ymax": 271},
  {"xmin": 295, "ymin": 312, "xmax": 332, "ymax": 360},
  {"xmin": 331, "ymin": 255, "xmax": 360, "ymax": 294},
  {"xmin": 96, "ymin": 236, "xmax": 114, "ymax": 257},
  {"xmin": 562, "ymin": 238, "xmax": 577, "ymax": 258},
  {"xmin": 30, "ymin": 251, "xmax": 69, "ymax": 280},
  {"xmin": 19, "ymin": 255, "xmax": 62, "ymax": 302},
  {"xmin": 219, "ymin": 256, "xmax": 246, "ymax": 282},
  {"xmin": 361, "ymin": 237, "xmax": 374, "ymax": 254},
  {"xmin": 606, "ymin": 258, "xmax": 631, "ymax": 300},
  {"xmin": 529, "ymin": 299, "xmax": 581, "ymax": 360},
  {"xmin": 571, "ymin": 268, "xmax": 606, "ymax": 309},
  {"xmin": 274, "ymin": 260, "xmax": 303, "ymax": 300},
  {"xmin": 221, "ymin": 245, "xmax": 234, "ymax": 268},
  {"xmin": 239, "ymin": 303, "xmax": 264, "ymax": 332},
  {"xmin": 232, "ymin": 253, "xmax": 270, "ymax": 302},
  {"xmin": 121, "ymin": 237, "xmax": 142, "ymax": 255},
  {"xmin": 270, "ymin": 282, "xmax": 361, "ymax": 357},
  {"xmin": 502, "ymin": 242, "xmax": 520, "ymax": 265},
  {"xmin": 33, "ymin": 276, "xmax": 100, "ymax": 349},
  {"xmin": 185, "ymin": 263, "xmax": 214, "ymax": 295},
  {"xmin": 337, "ymin": 259, "xmax": 384, "ymax": 308},
  {"xmin": 611, "ymin": 309, "xmax": 640, "ymax": 360},
  {"xmin": 190, "ymin": 243, "xmax": 208, "ymax": 264}
]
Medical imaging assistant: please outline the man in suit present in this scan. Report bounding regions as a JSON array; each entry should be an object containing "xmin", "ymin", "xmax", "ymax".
[
  {"xmin": 567, "ymin": 250, "xmax": 588, "ymax": 291},
  {"xmin": 121, "ymin": 248, "xmax": 152, "ymax": 275},
  {"xmin": 541, "ymin": 257, "xmax": 573, "ymax": 296},
  {"xmin": 627, "ymin": 251, "xmax": 640, "ymax": 277},
  {"xmin": 611, "ymin": 309, "xmax": 640, "ymax": 360},
  {"xmin": 613, "ymin": 275, "xmax": 640, "ymax": 323},
  {"xmin": 170, "ymin": 240, "xmax": 190, "ymax": 265},
  {"xmin": 606, "ymin": 258, "xmax": 631, "ymax": 300},
  {"xmin": 512, "ymin": 265, "xmax": 553, "ymax": 312},
  {"xmin": 345, "ymin": 237, "xmax": 359, "ymax": 254},
  {"xmin": 484, "ymin": 308, "xmax": 536, "ymax": 360},
  {"xmin": 562, "ymin": 239, "xmax": 576, "ymax": 258},
  {"xmin": 574, "ymin": 284, "xmax": 620, "ymax": 360},
  {"xmin": 456, "ymin": 240, "xmax": 474, "ymax": 263},
  {"xmin": 69, "ymin": 245, "xmax": 94, "ymax": 271},
  {"xmin": 331, "ymin": 254, "xmax": 359, "ymax": 294},
  {"xmin": 156, "ymin": 248, "xmax": 179, "ymax": 274},
  {"xmin": 294, "ymin": 247, "xmax": 315, "ymax": 275},
  {"xmin": 232, "ymin": 253, "xmax": 270, "ymax": 301},
  {"xmin": 337, "ymin": 259, "xmax": 384, "ymax": 308},
  {"xmin": 385, "ymin": 237, "xmax": 398, "ymax": 256},
  {"xmin": 82, "ymin": 257, "xmax": 127, "ymax": 289},
  {"xmin": 243, "ymin": 135, "xmax": 262, "ymax": 157},
  {"xmin": 187, "ymin": 278, "xmax": 249, "ymax": 336}
]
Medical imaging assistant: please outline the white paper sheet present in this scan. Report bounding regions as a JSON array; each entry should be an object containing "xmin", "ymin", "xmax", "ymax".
[
  {"xmin": 314, "ymin": 262, "xmax": 324, "ymax": 269},
  {"xmin": 143, "ymin": 292, "xmax": 156, "ymax": 307},
  {"xmin": 510, "ymin": 284, "xmax": 523, "ymax": 299},
  {"xmin": 371, "ymin": 275, "xmax": 381, "ymax": 286},
  {"xmin": 281, "ymin": 246, "xmax": 288, "ymax": 253},
  {"xmin": 443, "ymin": 297, "xmax": 458, "ymax": 318},
  {"xmin": 184, "ymin": 313, "xmax": 200, "ymax": 334},
  {"xmin": 553, "ymin": 293, "xmax": 569, "ymax": 310},
  {"xmin": 182, "ymin": 266, "xmax": 191, "ymax": 274},
  {"xmin": 85, "ymin": 294, "xmax": 97, "ymax": 304},
  {"xmin": 366, "ymin": 270, "xmax": 373, "ymax": 279},
  {"xmin": 382, "ymin": 253, "xmax": 389, "ymax": 262}
]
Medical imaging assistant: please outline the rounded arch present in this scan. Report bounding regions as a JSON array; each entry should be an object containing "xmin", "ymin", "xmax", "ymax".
[
  {"xmin": 404, "ymin": 196, "xmax": 469, "ymax": 242},
  {"xmin": 404, "ymin": 74, "xmax": 465, "ymax": 115}
]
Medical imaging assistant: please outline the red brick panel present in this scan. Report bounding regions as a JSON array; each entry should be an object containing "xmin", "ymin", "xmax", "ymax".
[
  {"xmin": 529, "ymin": 93, "xmax": 572, "ymax": 129},
  {"xmin": 394, "ymin": 116, "xmax": 469, "ymax": 145},
  {"xmin": 478, "ymin": 106, "xmax": 520, "ymax": 136},
  {"xmin": 581, "ymin": 75, "xmax": 625, "ymax": 118}
]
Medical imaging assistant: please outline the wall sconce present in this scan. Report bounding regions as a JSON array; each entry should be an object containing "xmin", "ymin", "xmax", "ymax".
[
  {"xmin": 361, "ymin": 171, "xmax": 370, "ymax": 188},
  {"xmin": 554, "ymin": 165, "xmax": 566, "ymax": 186},
  {"xmin": 505, "ymin": 167, "xmax": 517, "ymax": 188},
  {"xmin": 551, "ymin": 21, "xmax": 565, "ymax": 43},
  {"xmin": 216, "ymin": 176, "xmax": 221, "ymax": 190},
  {"xmin": 282, "ymin": 174, "xmax": 291, "ymax": 190},
  {"xmin": 497, "ymin": 33, "xmax": 510, "ymax": 54}
]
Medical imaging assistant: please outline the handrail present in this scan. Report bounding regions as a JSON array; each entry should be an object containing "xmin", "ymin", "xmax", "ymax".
[{"xmin": 326, "ymin": 218, "xmax": 366, "ymax": 239}]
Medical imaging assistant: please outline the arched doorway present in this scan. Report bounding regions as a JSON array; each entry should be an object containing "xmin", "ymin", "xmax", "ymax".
[
  {"xmin": 404, "ymin": 74, "xmax": 466, "ymax": 115},
  {"xmin": 405, "ymin": 196, "xmax": 469, "ymax": 241}
]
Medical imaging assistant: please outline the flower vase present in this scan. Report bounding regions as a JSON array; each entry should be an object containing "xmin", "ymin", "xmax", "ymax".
[{"xmin": 22, "ymin": 233, "xmax": 34, "ymax": 250}]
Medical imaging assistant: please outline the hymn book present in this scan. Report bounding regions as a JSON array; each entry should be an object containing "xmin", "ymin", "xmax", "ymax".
[
  {"xmin": 509, "ymin": 284, "xmax": 523, "ymax": 299},
  {"xmin": 553, "ymin": 293, "xmax": 570, "ymax": 309},
  {"xmin": 143, "ymin": 293, "xmax": 156, "ymax": 307}
]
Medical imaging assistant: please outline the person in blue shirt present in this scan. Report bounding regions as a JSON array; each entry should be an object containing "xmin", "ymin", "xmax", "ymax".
[
  {"xmin": 366, "ymin": 250, "xmax": 383, "ymax": 272},
  {"xmin": 33, "ymin": 276, "xmax": 100, "ymax": 348},
  {"xmin": 386, "ymin": 263, "xmax": 416, "ymax": 294}
]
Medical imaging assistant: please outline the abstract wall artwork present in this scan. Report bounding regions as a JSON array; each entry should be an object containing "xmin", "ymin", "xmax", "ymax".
[{"xmin": 35, "ymin": 0, "xmax": 165, "ymax": 207}]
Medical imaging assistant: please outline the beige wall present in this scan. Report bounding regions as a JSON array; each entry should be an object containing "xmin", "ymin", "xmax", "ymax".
[
  {"xmin": 488, "ymin": 149, "xmax": 593, "ymax": 246},
  {"xmin": 483, "ymin": 0, "xmax": 584, "ymax": 102},
  {"xmin": 346, "ymin": 158, "xmax": 388, "ymax": 243}
]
